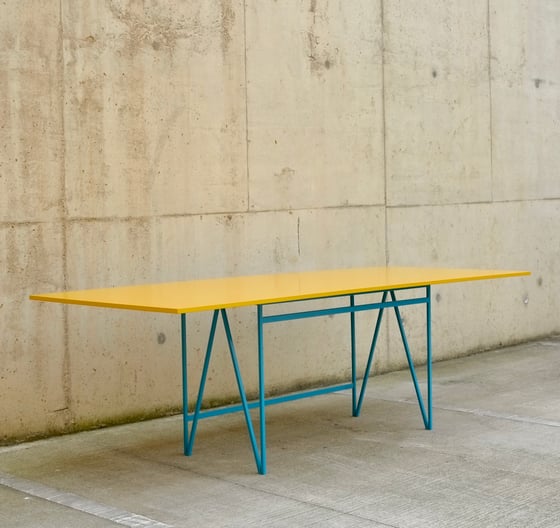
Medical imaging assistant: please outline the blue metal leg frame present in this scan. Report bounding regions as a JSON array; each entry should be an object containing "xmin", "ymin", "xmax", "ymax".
[
  {"xmin": 182, "ymin": 309, "xmax": 262, "ymax": 471},
  {"xmin": 180, "ymin": 286, "xmax": 433, "ymax": 474},
  {"xmin": 353, "ymin": 291, "xmax": 388, "ymax": 417}
]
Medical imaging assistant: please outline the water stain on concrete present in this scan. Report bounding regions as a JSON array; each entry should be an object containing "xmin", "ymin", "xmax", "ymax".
[
  {"xmin": 220, "ymin": 0, "xmax": 235, "ymax": 55},
  {"xmin": 307, "ymin": 0, "xmax": 337, "ymax": 76},
  {"xmin": 106, "ymin": 0, "xmax": 223, "ymax": 56},
  {"xmin": 275, "ymin": 167, "xmax": 296, "ymax": 179}
]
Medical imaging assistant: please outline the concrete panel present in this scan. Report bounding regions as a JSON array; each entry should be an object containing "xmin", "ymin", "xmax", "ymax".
[
  {"xmin": 0, "ymin": 2, "xmax": 63, "ymax": 222},
  {"xmin": 491, "ymin": 1, "xmax": 560, "ymax": 200},
  {"xmin": 0, "ymin": 223, "xmax": 66, "ymax": 442},
  {"xmin": 386, "ymin": 201, "xmax": 556, "ymax": 366},
  {"xmin": 384, "ymin": 0, "xmax": 491, "ymax": 206},
  {"xmin": 62, "ymin": 0, "xmax": 247, "ymax": 219},
  {"xmin": 65, "ymin": 307, "xmax": 182, "ymax": 425},
  {"xmin": 246, "ymin": 0, "xmax": 384, "ymax": 210}
]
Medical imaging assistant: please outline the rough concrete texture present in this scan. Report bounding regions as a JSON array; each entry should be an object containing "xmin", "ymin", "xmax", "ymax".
[
  {"xmin": 246, "ymin": 0, "xmax": 385, "ymax": 210},
  {"xmin": 384, "ymin": 0, "xmax": 492, "ymax": 206},
  {"xmin": 491, "ymin": 1, "xmax": 560, "ymax": 201},
  {"xmin": 1, "ymin": 0, "xmax": 559, "ymax": 442},
  {"xmin": 1, "ymin": 338, "xmax": 559, "ymax": 527},
  {"xmin": 62, "ymin": 1, "xmax": 248, "ymax": 218}
]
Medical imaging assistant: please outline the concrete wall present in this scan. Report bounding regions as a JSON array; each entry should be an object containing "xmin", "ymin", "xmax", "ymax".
[{"xmin": 1, "ymin": 0, "xmax": 558, "ymax": 443}]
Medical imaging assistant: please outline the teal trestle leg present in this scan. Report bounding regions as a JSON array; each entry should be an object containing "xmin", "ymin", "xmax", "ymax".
[
  {"xmin": 353, "ymin": 291, "xmax": 388, "ymax": 417},
  {"xmin": 181, "ymin": 309, "xmax": 263, "ymax": 471},
  {"xmin": 257, "ymin": 305, "xmax": 266, "ymax": 475},
  {"xmin": 181, "ymin": 313, "xmax": 188, "ymax": 456},
  {"xmin": 350, "ymin": 295, "xmax": 357, "ymax": 414},
  {"xmin": 426, "ymin": 285, "xmax": 433, "ymax": 429},
  {"xmin": 389, "ymin": 289, "xmax": 432, "ymax": 430},
  {"xmin": 350, "ymin": 288, "xmax": 432, "ymax": 430}
]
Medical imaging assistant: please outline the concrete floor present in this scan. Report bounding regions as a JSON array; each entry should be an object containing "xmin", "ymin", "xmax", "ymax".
[{"xmin": 1, "ymin": 337, "xmax": 560, "ymax": 528}]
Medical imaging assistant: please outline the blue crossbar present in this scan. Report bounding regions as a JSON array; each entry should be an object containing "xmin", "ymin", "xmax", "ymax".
[{"xmin": 186, "ymin": 383, "xmax": 353, "ymax": 421}]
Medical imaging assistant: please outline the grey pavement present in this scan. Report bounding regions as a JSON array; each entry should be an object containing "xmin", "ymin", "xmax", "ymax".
[{"xmin": 1, "ymin": 337, "xmax": 560, "ymax": 528}]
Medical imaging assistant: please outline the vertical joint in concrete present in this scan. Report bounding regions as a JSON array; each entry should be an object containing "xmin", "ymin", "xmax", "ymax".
[
  {"xmin": 380, "ymin": 0, "xmax": 389, "ymax": 266},
  {"xmin": 242, "ymin": 1, "xmax": 251, "ymax": 212},
  {"xmin": 487, "ymin": 0, "xmax": 494, "ymax": 203},
  {"xmin": 57, "ymin": 0, "xmax": 72, "ymax": 428}
]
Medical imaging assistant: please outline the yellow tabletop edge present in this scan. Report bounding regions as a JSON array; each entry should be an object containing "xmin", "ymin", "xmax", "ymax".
[
  {"xmin": 424, "ymin": 269, "xmax": 531, "ymax": 285},
  {"xmin": 29, "ymin": 294, "xmax": 183, "ymax": 314},
  {"xmin": 29, "ymin": 267, "xmax": 530, "ymax": 314}
]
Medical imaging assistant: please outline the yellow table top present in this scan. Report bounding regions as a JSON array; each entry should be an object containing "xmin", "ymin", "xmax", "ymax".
[{"xmin": 30, "ymin": 267, "xmax": 530, "ymax": 315}]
